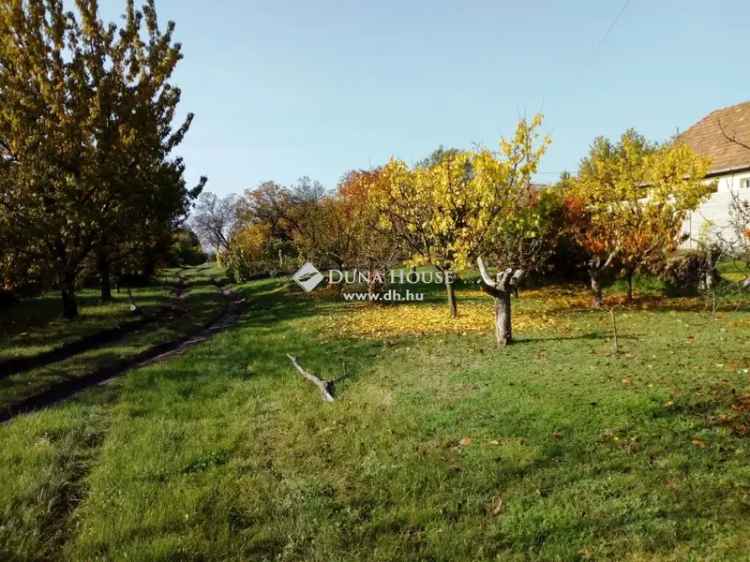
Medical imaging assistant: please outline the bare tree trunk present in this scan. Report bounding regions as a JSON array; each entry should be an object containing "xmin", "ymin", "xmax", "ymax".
[
  {"xmin": 445, "ymin": 272, "xmax": 457, "ymax": 319},
  {"xmin": 478, "ymin": 258, "xmax": 523, "ymax": 348},
  {"xmin": 366, "ymin": 267, "xmax": 382, "ymax": 302},
  {"xmin": 98, "ymin": 250, "xmax": 112, "ymax": 302},
  {"xmin": 495, "ymin": 292, "xmax": 512, "ymax": 346},
  {"xmin": 609, "ymin": 308, "xmax": 619, "ymax": 354},
  {"xmin": 626, "ymin": 272, "xmax": 634, "ymax": 303},
  {"xmin": 590, "ymin": 270, "xmax": 604, "ymax": 307},
  {"xmin": 61, "ymin": 274, "xmax": 78, "ymax": 319}
]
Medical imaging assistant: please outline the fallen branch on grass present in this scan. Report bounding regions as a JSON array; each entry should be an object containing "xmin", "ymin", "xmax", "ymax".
[{"xmin": 286, "ymin": 354, "xmax": 335, "ymax": 402}]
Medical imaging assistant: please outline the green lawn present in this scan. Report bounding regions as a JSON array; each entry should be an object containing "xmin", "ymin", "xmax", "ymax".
[
  {"xmin": 0, "ymin": 267, "xmax": 194, "ymax": 361},
  {"xmin": 1, "ymin": 272, "xmax": 750, "ymax": 561},
  {"xmin": 0, "ymin": 265, "xmax": 229, "ymax": 414}
]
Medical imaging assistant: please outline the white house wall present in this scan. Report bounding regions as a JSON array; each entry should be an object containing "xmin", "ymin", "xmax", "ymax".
[{"xmin": 682, "ymin": 170, "xmax": 750, "ymax": 248}]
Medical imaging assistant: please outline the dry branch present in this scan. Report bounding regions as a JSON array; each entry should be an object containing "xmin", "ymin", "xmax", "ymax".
[{"xmin": 287, "ymin": 354, "xmax": 335, "ymax": 402}]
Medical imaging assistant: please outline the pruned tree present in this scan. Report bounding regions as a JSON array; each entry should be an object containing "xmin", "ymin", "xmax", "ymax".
[
  {"xmin": 476, "ymin": 187, "xmax": 559, "ymax": 346},
  {"xmin": 477, "ymin": 258, "xmax": 524, "ymax": 346}
]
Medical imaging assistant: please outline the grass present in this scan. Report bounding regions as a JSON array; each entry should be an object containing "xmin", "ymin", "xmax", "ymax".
[
  {"xmin": 0, "ymin": 266, "xmax": 219, "ymax": 362},
  {"xmin": 0, "ymin": 271, "xmax": 181, "ymax": 362},
  {"xmin": 0, "ymin": 265, "xmax": 229, "ymax": 412},
  {"xmin": 1, "ymin": 270, "xmax": 750, "ymax": 560}
]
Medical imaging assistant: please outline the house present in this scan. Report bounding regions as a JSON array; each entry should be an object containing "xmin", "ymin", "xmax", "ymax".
[{"xmin": 679, "ymin": 101, "xmax": 750, "ymax": 247}]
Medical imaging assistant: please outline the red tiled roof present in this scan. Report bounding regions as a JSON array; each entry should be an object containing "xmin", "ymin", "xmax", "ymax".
[{"xmin": 678, "ymin": 101, "xmax": 750, "ymax": 176}]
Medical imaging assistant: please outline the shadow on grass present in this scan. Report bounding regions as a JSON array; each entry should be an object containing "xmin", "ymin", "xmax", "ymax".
[
  {"xmin": 0, "ymin": 292, "xmax": 234, "ymax": 424},
  {"xmin": 513, "ymin": 331, "xmax": 640, "ymax": 344}
]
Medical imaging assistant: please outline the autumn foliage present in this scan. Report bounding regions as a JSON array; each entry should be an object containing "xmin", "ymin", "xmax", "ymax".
[
  {"xmin": 564, "ymin": 130, "xmax": 713, "ymax": 303},
  {"xmin": 195, "ymin": 123, "xmax": 713, "ymax": 346}
]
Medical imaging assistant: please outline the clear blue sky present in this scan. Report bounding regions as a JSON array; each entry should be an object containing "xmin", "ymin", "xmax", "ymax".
[{"xmin": 97, "ymin": 0, "xmax": 749, "ymax": 196}]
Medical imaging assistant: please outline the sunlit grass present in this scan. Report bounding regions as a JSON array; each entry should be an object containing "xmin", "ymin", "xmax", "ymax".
[{"xmin": 2, "ymin": 270, "xmax": 750, "ymax": 561}]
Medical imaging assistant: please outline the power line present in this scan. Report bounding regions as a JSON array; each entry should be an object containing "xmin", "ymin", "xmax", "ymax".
[{"xmin": 594, "ymin": 0, "xmax": 630, "ymax": 54}]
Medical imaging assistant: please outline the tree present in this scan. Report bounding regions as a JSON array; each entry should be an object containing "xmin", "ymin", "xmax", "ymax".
[
  {"xmin": 236, "ymin": 178, "xmax": 344, "ymax": 272},
  {"xmin": 170, "ymin": 228, "xmax": 207, "ymax": 267},
  {"xmin": 225, "ymin": 222, "xmax": 276, "ymax": 280},
  {"xmin": 234, "ymin": 173, "xmax": 397, "ymax": 292},
  {"xmin": 240, "ymin": 181, "xmax": 293, "ymax": 240},
  {"xmin": 0, "ymin": 0, "xmax": 203, "ymax": 317},
  {"xmin": 563, "ymin": 192, "xmax": 619, "ymax": 306},
  {"xmin": 375, "ymin": 154, "xmax": 461, "ymax": 317},
  {"xmin": 375, "ymin": 116, "xmax": 550, "ymax": 321},
  {"xmin": 336, "ymin": 169, "xmax": 401, "ymax": 297},
  {"xmin": 570, "ymin": 131, "xmax": 712, "ymax": 302},
  {"xmin": 471, "ymin": 117, "xmax": 554, "ymax": 346},
  {"xmin": 99, "ymin": 158, "xmax": 204, "ymax": 299},
  {"xmin": 235, "ymin": 181, "xmax": 296, "ymax": 269},
  {"xmin": 191, "ymin": 192, "xmax": 239, "ymax": 256}
]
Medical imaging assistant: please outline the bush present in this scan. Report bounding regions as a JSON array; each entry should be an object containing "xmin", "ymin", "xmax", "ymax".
[{"xmin": 659, "ymin": 251, "xmax": 718, "ymax": 297}]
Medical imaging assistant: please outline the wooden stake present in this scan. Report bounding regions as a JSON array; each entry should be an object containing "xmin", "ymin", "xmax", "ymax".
[{"xmin": 609, "ymin": 308, "xmax": 619, "ymax": 355}]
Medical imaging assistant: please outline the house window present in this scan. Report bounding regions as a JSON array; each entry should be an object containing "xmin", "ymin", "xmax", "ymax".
[{"xmin": 741, "ymin": 178, "xmax": 750, "ymax": 189}]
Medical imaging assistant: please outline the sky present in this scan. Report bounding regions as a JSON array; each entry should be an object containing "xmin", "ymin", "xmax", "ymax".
[{"xmin": 95, "ymin": 0, "xmax": 750, "ymax": 197}]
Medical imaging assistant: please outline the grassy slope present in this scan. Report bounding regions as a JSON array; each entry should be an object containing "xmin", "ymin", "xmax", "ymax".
[{"xmin": 2, "ymin": 275, "xmax": 750, "ymax": 561}]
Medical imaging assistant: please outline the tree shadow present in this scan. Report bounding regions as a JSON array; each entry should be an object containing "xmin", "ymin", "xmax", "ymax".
[{"xmin": 512, "ymin": 331, "xmax": 640, "ymax": 344}]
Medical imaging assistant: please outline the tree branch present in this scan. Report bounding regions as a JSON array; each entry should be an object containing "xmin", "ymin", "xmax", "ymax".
[
  {"xmin": 477, "ymin": 256, "xmax": 496, "ymax": 287},
  {"xmin": 718, "ymin": 117, "xmax": 750, "ymax": 152},
  {"xmin": 287, "ymin": 354, "xmax": 335, "ymax": 402}
]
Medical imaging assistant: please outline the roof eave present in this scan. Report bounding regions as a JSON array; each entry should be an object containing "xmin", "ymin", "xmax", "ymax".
[{"xmin": 706, "ymin": 164, "xmax": 750, "ymax": 178}]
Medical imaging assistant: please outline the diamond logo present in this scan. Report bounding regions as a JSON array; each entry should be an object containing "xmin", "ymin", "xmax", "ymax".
[{"xmin": 292, "ymin": 262, "xmax": 325, "ymax": 293}]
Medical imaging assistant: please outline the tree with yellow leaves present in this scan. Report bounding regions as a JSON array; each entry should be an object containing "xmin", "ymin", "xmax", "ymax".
[
  {"xmin": 470, "ymin": 115, "xmax": 557, "ymax": 345},
  {"xmin": 375, "ymin": 152, "xmax": 467, "ymax": 317},
  {"xmin": 376, "ymin": 116, "xmax": 550, "ymax": 325},
  {"xmin": 0, "ymin": 0, "xmax": 204, "ymax": 317},
  {"xmin": 570, "ymin": 130, "xmax": 713, "ymax": 302},
  {"xmin": 225, "ymin": 223, "xmax": 276, "ymax": 281}
]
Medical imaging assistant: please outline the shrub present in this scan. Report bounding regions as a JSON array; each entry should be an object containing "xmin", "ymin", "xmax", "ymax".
[{"xmin": 659, "ymin": 250, "xmax": 718, "ymax": 297}]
